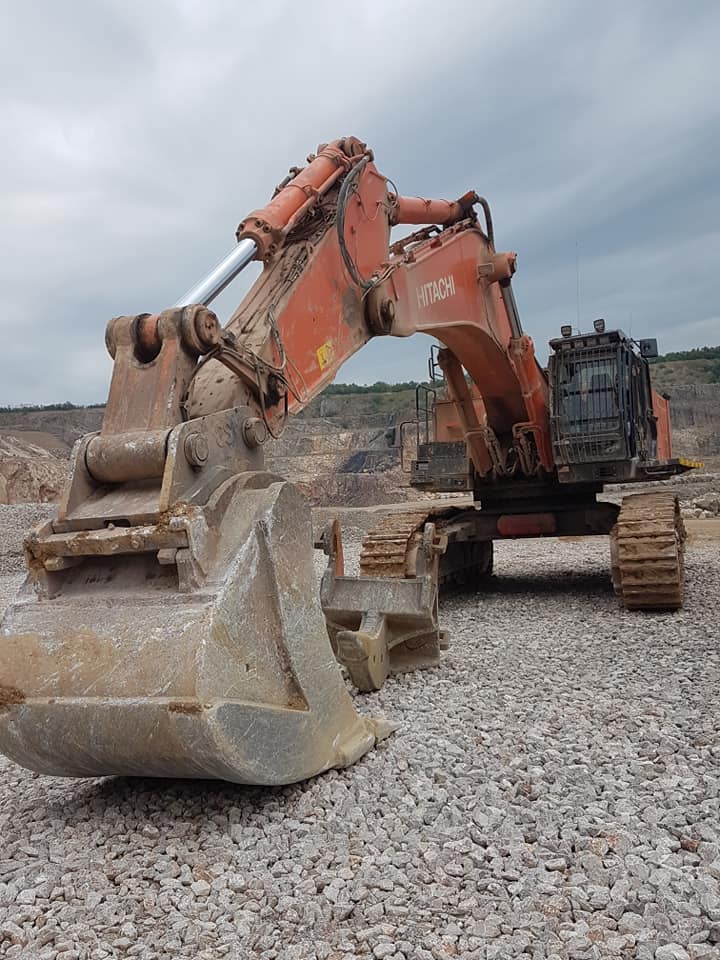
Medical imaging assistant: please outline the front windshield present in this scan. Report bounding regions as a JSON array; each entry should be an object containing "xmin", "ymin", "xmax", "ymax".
[{"xmin": 557, "ymin": 356, "xmax": 619, "ymax": 430}]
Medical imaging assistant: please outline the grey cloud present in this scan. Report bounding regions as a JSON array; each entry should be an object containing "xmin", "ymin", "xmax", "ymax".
[{"xmin": 1, "ymin": 0, "xmax": 718, "ymax": 403}]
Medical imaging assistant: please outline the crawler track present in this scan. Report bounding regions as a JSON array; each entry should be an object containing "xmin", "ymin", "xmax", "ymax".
[
  {"xmin": 610, "ymin": 492, "xmax": 686, "ymax": 610},
  {"xmin": 359, "ymin": 506, "xmax": 494, "ymax": 589},
  {"xmin": 359, "ymin": 510, "xmax": 433, "ymax": 579}
]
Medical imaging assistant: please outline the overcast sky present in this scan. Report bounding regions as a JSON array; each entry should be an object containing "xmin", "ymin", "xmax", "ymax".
[{"xmin": 1, "ymin": 0, "xmax": 718, "ymax": 405}]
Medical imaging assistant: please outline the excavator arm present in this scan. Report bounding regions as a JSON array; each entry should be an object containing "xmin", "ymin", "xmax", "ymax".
[
  {"xmin": 182, "ymin": 138, "xmax": 552, "ymax": 479},
  {"xmin": 0, "ymin": 137, "xmax": 555, "ymax": 785}
]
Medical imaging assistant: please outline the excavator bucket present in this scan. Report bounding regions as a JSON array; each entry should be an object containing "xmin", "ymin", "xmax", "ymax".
[
  {"xmin": 0, "ymin": 306, "xmax": 395, "ymax": 785},
  {"xmin": 0, "ymin": 476, "xmax": 387, "ymax": 784}
]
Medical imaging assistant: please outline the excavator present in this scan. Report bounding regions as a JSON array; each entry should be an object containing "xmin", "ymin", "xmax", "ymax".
[{"xmin": 0, "ymin": 137, "xmax": 697, "ymax": 786}]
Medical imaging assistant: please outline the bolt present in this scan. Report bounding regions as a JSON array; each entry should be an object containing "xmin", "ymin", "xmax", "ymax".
[
  {"xmin": 184, "ymin": 433, "xmax": 209, "ymax": 468},
  {"xmin": 242, "ymin": 417, "xmax": 267, "ymax": 449},
  {"xmin": 193, "ymin": 308, "xmax": 220, "ymax": 351}
]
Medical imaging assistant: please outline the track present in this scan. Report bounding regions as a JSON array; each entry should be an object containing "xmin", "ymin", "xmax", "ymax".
[
  {"xmin": 359, "ymin": 505, "xmax": 494, "ymax": 589},
  {"xmin": 358, "ymin": 509, "xmax": 435, "ymax": 578},
  {"xmin": 610, "ymin": 491, "xmax": 686, "ymax": 610},
  {"xmin": 363, "ymin": 493, "xmax": 687, "ymax": 610}
]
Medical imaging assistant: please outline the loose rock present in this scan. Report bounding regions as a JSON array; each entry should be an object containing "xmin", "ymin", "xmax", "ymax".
[{"xmin": 0, "ymin": 510, "xmax": 719, "ymax": 958}]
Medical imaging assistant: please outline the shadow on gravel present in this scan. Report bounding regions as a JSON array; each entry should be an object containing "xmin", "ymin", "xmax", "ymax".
[
  {"xmin": 444, "ymin": 570, "xmax": 614, "ymax": 600},
  {"xmin": 35, "ymin": 769, "xmax": 322, "ymax": 822},
  {"xmin": 55, "ymin": 775, "xmax": 278, "ymax": 806}
]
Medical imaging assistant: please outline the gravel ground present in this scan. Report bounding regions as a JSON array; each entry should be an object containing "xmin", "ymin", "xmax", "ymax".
[
  {"xmin": 0, "ymin": 511, "xmax": 719, "ymax": 959},
  {"xmin": 0, "ymin": 504, "xmax": 56, "ymax": 577}
]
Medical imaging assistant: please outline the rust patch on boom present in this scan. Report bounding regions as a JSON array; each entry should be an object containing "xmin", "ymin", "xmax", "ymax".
[
  {"xmin": 167, "ymin": 701, "xmax": 203, "ymax": 715},
  {"xmin": 0, "ymin": 685, "xmax": 26, "ymax": 710}
]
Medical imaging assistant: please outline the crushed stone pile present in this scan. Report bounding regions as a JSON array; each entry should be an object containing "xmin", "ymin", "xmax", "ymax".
[{"xmin": 0, "ymin": 506, "xmax": 718, "ymax": 958}]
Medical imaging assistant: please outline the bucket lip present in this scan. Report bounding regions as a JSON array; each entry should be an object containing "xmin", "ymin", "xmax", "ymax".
[
  {"xmin": 1, "ymin": 695, "xmax": 310, "ymax": 714},
  {"xmin": 0, "ymin": 694, "xmax": 380, "ymax": 785}
]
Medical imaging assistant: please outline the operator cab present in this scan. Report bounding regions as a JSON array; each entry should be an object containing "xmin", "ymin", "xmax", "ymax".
[{"xmin": 548, "ymin": 321, "xmax": 668, "ymax": 483}]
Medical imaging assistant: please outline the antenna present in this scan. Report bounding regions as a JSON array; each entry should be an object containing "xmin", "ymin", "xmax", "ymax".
[{"xmin": 575, "ymin": 238, "xmax": 581, "ymax": 328}]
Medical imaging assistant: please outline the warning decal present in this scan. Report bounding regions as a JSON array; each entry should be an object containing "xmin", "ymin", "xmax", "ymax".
[{"xmin": 316, "ymin": 341, "xmax": 334, "ymax": 369}]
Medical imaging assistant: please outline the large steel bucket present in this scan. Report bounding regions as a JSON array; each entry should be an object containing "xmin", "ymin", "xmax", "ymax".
[{"xmin": 0, "ymin": 480, "xmax": 386, "ymax": 784}]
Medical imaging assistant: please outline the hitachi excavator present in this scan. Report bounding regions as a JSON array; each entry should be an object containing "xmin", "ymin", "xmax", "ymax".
[{"xmin": 0, "ymin": 137, "xmax": 697, "ymax": 786}]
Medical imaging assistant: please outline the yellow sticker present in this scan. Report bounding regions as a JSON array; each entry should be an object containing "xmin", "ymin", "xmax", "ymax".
[{"xmin": 317, "ymin": 341, "xmax": 334, "ymax": 370}]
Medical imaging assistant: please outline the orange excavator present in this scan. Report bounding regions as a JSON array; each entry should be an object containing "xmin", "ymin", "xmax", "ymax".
[{"xmin": 0, "ymin": 137, "xmax": 696, "ymax": 785}]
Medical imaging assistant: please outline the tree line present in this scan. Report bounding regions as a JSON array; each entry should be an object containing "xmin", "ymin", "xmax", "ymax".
[
  {"xmin": 649, "ymin": 345, "xmax": 720, "ymax": 364},
  {"xmin": 0, "ymin": 401, "xmax": 105, "ymax": 413},
  {"xmin": 3, "ymin": 345, "xmax": 718, "ymax": 411},
  {"xmin": 323, "ymin": 380, "xmax": 422, "ymax": 395}
]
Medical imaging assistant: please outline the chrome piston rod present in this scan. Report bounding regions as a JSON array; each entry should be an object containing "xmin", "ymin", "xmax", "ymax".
[{"xmin": 174, "ymin": 237, "xmax": 258, "ymax": 308}]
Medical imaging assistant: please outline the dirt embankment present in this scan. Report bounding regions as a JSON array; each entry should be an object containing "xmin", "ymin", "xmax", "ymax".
[
  {"xmin": 0, "ymin": 407, "xmax": 415, "ymax": 507},
  {"xmin": 661, "ymin": 385, "xmax": 720, "ymax": 458},
  {"xmin": 0, "ymin": 435, "xmax": 69, "ymax": 504},
  {"xmin": 0, "ymin": 409, "xmax": 101, "ymax": 504},
  {"xmin": 1, "ymin": 377, "xmax": 718, "ymax": 504}
]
